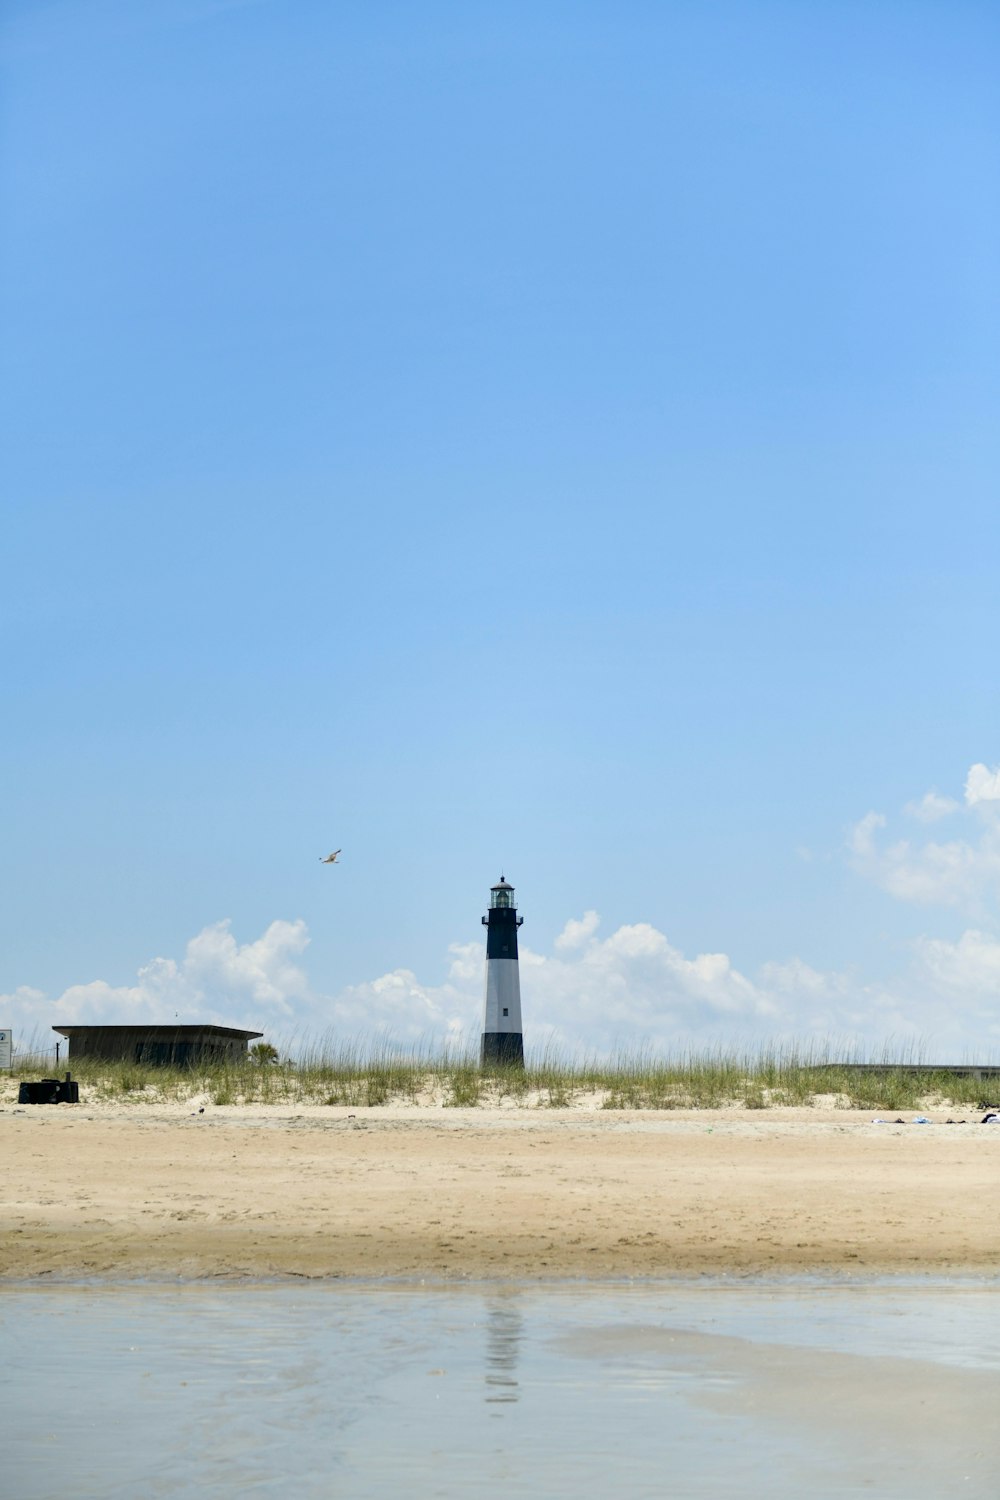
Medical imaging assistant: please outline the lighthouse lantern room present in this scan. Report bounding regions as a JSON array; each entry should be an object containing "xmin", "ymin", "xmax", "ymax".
[{"xmin": 481, "ymin": 876, "xmax": 525, "ymax": 1067}]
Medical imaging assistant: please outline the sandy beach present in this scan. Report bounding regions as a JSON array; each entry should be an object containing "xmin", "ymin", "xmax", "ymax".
[{"xmin": 3, "ymin": 1099, "xmax": 998, "ymax": 1281}]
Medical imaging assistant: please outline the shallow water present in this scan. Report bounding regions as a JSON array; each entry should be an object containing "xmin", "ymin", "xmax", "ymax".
[{"xmin": 5, "ymin": 1280, "xmax": 999, "ymax": 1498}]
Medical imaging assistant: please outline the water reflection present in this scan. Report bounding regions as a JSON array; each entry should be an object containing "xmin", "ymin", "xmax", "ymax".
[
  {"xmin": 484, "ymin": 1296, "xmax": 522, "ymax": 1407},
  {"xmin": 6, "ymin": 1284, "xmax": 1000, "ymax": 1500}
]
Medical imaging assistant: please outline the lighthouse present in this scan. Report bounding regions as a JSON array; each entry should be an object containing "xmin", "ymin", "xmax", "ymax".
[{"xmin": 481, "ymin": 875, "xmax": 524, "ymax": 1067}]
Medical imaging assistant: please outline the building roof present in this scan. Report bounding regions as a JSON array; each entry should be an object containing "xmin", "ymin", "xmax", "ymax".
[{"xmin": 51, "ymin": 1024, "xmax": 264, "ymax": 1040}]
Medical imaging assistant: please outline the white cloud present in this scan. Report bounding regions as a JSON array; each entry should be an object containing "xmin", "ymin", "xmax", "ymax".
[
  {"xmin": 848, "ymin": 810, "xmax": 886, "ymax": 859},
  {"xmin": 319, "ymin": 942, "xmax": 483, "ymax": 1043},
  {"xmin": 849, "ymin": 762, "xmax": 1000, "ymax": 910},
  {"xmin": 0, "ymin": 915, "xmax": 780, "ymax": 1055},
  {"xmin": 965, "ymin": 763, "xmax": 1000, "ymax": 808},
  {"xmin": 517, "ymin": 921, "xmax": 767, "ymax": 1053},
  {"xmin": 849, "ymin": 824, "xmax": 1000, "ymax": 907},
  {"xmin": 329, "ymin": 916, "xmax": 1000, "ymax": 1056},
  {"xmin": 904, "ymin": 791, "xmax": 959, "ymax": 823},
  {"xmin": 2, "ymin": 920, "xmax": 312, "ymax": 1046},
  {"xmin": 554, "ymin": 910, "xmax": 600, "ymax": 950},
  {"xmin": 913, "ymin": 928, "xmax": 1000, "ymax": 996},
  {"xmin": 904, "ymin": 930, "xmax": 1000, "ymax": 1052}
]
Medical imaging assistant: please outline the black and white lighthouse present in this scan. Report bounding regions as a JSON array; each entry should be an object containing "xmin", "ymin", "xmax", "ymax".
[{"xmin": 481, "ymin": 876, "xmax": 524, "ymax": 1067}]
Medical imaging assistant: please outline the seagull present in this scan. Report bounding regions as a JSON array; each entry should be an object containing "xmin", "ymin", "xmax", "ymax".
[{"xmin": 320, "ymin": 849, "xmax": 341, "ymax": 864}]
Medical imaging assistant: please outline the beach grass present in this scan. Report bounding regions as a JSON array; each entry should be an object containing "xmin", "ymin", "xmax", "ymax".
[{"xmin": 6, "ymin": 1034, "xmax": 999, "ymax": 1112}]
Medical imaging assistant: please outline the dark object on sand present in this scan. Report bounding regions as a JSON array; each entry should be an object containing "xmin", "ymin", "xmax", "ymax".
[{"xmin": 18, "ymin": 1072, "xmax": 79, "ymax": 1105}]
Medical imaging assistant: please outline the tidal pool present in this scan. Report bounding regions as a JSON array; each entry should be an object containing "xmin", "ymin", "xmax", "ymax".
[{"xmin": 4, "ymin": 1279, "xmax": 999, "ymax": 1498}]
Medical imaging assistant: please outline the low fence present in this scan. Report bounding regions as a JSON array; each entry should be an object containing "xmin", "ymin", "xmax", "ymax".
[{"xmin": 813, "ymin": 1063, "xmax": 1000, "ymax": 1082}]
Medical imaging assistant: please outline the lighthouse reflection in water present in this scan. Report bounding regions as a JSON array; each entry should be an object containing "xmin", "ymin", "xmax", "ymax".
[{"xmin": 484, "ymin": 1296, "xmax": 523, "ymax": 1409}]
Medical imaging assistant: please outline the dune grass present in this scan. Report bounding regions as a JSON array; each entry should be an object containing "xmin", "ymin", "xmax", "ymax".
[{"xmin": 6, "ymin": 1035, "xmax": 999, "ymax": 1112}]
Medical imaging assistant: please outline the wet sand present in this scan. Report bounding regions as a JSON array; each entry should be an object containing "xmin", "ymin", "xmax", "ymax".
[{"xmin": 2, "ymin": 1103, "xmax": 998, "ymax": 1280}]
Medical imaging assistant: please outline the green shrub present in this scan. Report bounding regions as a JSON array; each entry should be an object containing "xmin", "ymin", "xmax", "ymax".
[{"xmin": 445, "ymin": 1066, "xmax": 482, "ymax": 1107}]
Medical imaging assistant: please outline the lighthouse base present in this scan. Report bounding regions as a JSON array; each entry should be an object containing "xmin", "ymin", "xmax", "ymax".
[{"xmin": 480, "ymin": 1032, "xmax": 524, "ymax": 1069}]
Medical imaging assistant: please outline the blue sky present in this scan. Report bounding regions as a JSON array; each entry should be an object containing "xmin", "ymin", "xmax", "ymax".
[{"xmin": 3, "ymin": 0, "xmax": 1000, "ymax": 1055}]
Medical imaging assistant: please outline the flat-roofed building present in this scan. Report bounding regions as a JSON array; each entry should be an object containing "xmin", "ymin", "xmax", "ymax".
[{"xmin": 52, "ymin": 1024, "xmax": 264, "ymax": 1067}]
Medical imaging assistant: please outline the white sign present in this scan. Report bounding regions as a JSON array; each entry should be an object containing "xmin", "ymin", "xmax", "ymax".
[{"xmin": 0, "ymin": 1031, "xmax": 11, "ymax": 1070}]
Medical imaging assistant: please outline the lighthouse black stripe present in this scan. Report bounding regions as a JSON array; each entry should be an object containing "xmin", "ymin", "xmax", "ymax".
[
  {"xmin": 486, "ymin": 928, "xmax": 520, "ymax": 960},
  {"xmin": 480, "ymin": 1032, "xmax": 524, "ymax": 1067}
]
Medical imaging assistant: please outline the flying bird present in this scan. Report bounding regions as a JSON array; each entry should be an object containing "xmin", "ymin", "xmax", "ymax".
[{"xmin": 320, "ymin": 849, "xmax": 341, "ymax": 864}]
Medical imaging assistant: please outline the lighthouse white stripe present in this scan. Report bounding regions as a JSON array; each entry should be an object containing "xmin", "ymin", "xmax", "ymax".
[{"xmin": 483, "ymin": 959, "xmax": 522, "ymax": 1034}]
